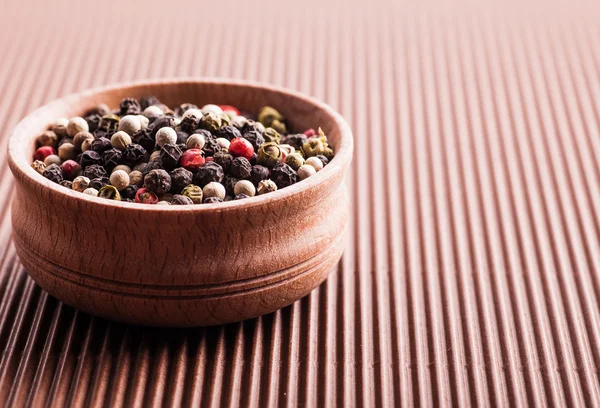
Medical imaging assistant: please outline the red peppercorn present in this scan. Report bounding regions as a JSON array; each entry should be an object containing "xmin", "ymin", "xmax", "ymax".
[
  {"xmin": 303, "ymin": 128, "xmax": 316, "ymax": 137},
  {"xmin": 61, "ymin": 159, "xmax": 81, "ymax": 180},
  {"xmin": 219, "ymin": 105, "xmax": 240, "ymax": 116},
  {"xmin": 34, "ymin": 146, "xmax": 56, "ymax": 161},
  {"xmin": 205, "ymin": 156, "xmax": 214, "ymax": 162},
  {"xmin": 180, "ymin": 148, "xmax": 206, "ymax": 170},
  {"xmin": 229, "ymin": 137, "xmax": 254, "ymax": 160},
  {"xmin": 135, "ymin": 188, "xmax": 158, "ymax": 204}
]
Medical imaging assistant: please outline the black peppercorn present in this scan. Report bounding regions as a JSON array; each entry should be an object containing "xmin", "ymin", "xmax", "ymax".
[
  {"xmin": 79, "ymin": 150, "xmax": 102, "ymax": 168},
  {"xmin": 213, "ymin": 151, "xmax": 233, "ymax": 172},
  {"xmin": 270, "ymin": 162, "xmax": 297, "ymax": 188},
  {"xmin": 121, "ymin": 184, "xmax": 139, "ymax": 199},
  {"xmin": 43, "ymin": 164, "xmax": 63, "ymax": 183},
  {"xmin": 98, "ymin": 114, "xmax": 120, "ymax": 132},
  {"xmin": 169, "ymin": 167, "xmax": 193, "ymax": 193},
  {"xmin": 159, "ymin": 144, "xmax": 183, "ymax": 170},
  {"xmin": 216, "ymin": 125, "xmax": 241, "ymax": 141},
  {"xmin": 171, "ymin": 194, "xmax": 194, "ymax": 205},
  {"xmin": 150, "ymin": 116, "xmax": 176, "ymax": 137},
  {"xmin": 249, "ymin": 153, "xmax": 258, "ymax": 166},
  {"xmin": 59, "ymin": 180, "xmax": 73, "ymax": 189},
  {"xmin": 179, "ymin": 115, "xmax": 200, "ymax": 133},
  {"xmin": 102, "ymin": 148, "xmax": 122, "ymax": 170},
  {"xmin": 90, "ymin": 137, "xmax": 113, "ymax": 154},
  {"xmin": 202, "ymin": 135, "xmax": 222, "ymax": 156},
  {"xmin": 141, "ymin": 159, "xmax": 163, "ymax": 176},
  {"xmin": 230, "ymin": 157, "xmax": 252, "ymax": 179},
  {"xmin": 316, "ymin": 154, "xmax": 329, "ymax": 166},
  {"xmin": 193, "ymin": 161, "xmax": 224, "ymax": 187},
  {"xmin": 203, "ymin": 196, "xmax": 223, "ymax": 204},
  {"xmin": 121, "ymin": 143, "xmax": 147, "ymax": 167},
  {"xmin": 132, "ymin": 128, "xmax": 155, "ymax": 153},
  {"xmin": 144, "ymin": 169, "xmax": 171, "ymax": 194},
  {"xmin": 89, "ymin": 177, "xmax": 109, "ymax": 190},
  {"xmin": 242, "ymin": 131, "xmax": 265, "ymax": 151},
  {"xmin": 140, "ymin": 95, "xmax": 161, "ymax": 110},
  {"xmin": 281, "ymin": 133, "xmax": 308, "ymax": 150},
  {"xmin": 250, "ymin": 165, "xmax": 270, "ymax": 186},
  {"xmin": 83, "ymin": 164, "xmax": 107, "ymax": 180},
  {"xmin": 241, "ymin": 119, "xmax": 265, "ymax": 135},
  {"xmin": 176, "ymin": 131, "xmax": 189, "ymax": 145},
  {"xmin": 84, "ymin": 113, "xmax": 102, "ymax": 133},
  {"xmin": 119, "ymin": 97, "xmax": 141, "ymax": 116},
  {"xmin": 223, "ymin": 175, "xmax": 240, "ymax": 196},
  {"xmin": 234, "ymin": 193, "xmax": 249, "ymax": 200}
]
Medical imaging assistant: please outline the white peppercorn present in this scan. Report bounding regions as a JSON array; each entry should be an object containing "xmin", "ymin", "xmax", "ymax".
[
  {"xmin": 201, "ymin": 104, "xmax": 223, "ymax": 114},
  {"xmin": 110, "ymin": 169, "xmax": 130, "ymax": 191},
  {"xmin": 58, "ymin": 143, "xmax": 76, "ymax": 160},
  {"xmin": 112, "ymin": 164, "xmax": 132, "ymax": 174},
  {"xmin": 31, "ymin": 160, "xmax": 46, "ymax": 174},
  {"xmin": 155, "ymin": 127, "xmax": 177, "ymax": 147},
  {"xmin": 83, "ymin": 187, "xmax": 99, "ymax": 196},
  {"xmin": 186, "ymin": 134, "xmax": 205, "ymax": 149},
  {"xmin": 52, "ymin": 117, "xmax": 69, "ymax": 137},
  {"xmin": 81, "ymin": 137, "xmax": 94, "ymax": 152},
  {"xmin": 234, "ymin": 179, "xmax": 256, "ymax": 197},
  {"xmin": 129, "ymin": 170, "xmax": 144, "ymax": 187},
  {"xmin": 257, "ymin": 179, "xmax": 277, "ymax": 195},
  {"xmin": 215, "ymin": 137, "xmax": 230, "ymax": 151},
  {"xmin": 118, "ymin": 115, "xmax": 142, "ymax": 135},
  {"xmin": 111, "ymin": 131, "xmax": 132, "ymax": 150},
  {"xmin": 182, "ymin": 108, "xmax": 203, "ymax": 120},
  {"xmin": 305, "ymin": 156, "xmax": 324, "ymax": 171},
  {"xmin": 72, "ymin": 176, "xmax": 91, "ymax": 192},
  {"xmin": 67, "ymin": 117, "xmax": 89, "ymax": 137},
  {"xmin": 297, "ymin": 164, "xmax": 316, "ymax": 180},
  {"xmin": 202, "ymin": 182, "xmax": 226, "ymax": 200},
  {"xmin": 143, "ymin": 105, "xmax": 163, "ymax": 119},
  {"xmin": 156, "ymin": 200, "xmax": 171, "ymax": 205},
  {"xmin": 44, "ymin": 154, "xmax": 61, "ymax": 166},
  {"xmin": 231, "ymin": 115, "xmax": 247, "ymax": 128},
  {"xmin": 137, "ymin": 115, "xmax": 149, "ymax": 129}
]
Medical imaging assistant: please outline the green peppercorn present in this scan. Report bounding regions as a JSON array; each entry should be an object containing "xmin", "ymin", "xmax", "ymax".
[
  {"xmin": 262, "ymin": 127, "xmax": 281, "ymax": 144},
  {"xmin": 258, "ymin": 106, "xmax": 283, "ymax": 127},
  {"xmin": 257, "ymin": 142, "xmax": 283, "ymax": 167},
  {"xmin": 285, "ymin": 152, "xmax": 305, "ymax": 170},
  {"xmin": 98, "ymin": 185, "xmax": 121, "ymax": 200},
  {"xmin": 182, "ymin": 184, "xmax": 203, "ymax": 204},
  {"xmin": 301, "ymin": 138, "xmax": 326, "ymax": 157},
  {"xmin": 199, "ymin": 112, "xmax": 222, "ymax": 132}
]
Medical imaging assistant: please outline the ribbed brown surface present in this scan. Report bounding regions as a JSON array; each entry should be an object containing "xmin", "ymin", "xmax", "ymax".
[{"xmin": 2, "ymin": 0, "xmax": 600, "ymax": 406}]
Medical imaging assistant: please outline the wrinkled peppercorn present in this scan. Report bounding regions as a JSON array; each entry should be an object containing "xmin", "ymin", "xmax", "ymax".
[
  {"xmin": 171, "ymin": 194, "xmax": 194, "ymax": 205},
  {"xmin": 241, "ymin": 120, "xmax": 265, "ymax": 135},
  {"xmin": 263, "ymin": 127, "xmax": 281, "ymax": 144},
  {"xmin": 60, "ymin": 180, "xmax": 73, "ymax": 189},
  {"xmin": 121, "ymin": 184, "xmax": 139, "ymax": 200},
  {"xmin": 223, "ymin": 175, "xmax": 240, "ymax": 196},
  {"xmin": 121, "ymin": 143, "xmax": 147, "ymax": 167},
  {"xmin": 169, "ymin": 167, "xmax": 193, "ymax": 193},
  {"xmin": 216, "ymin": 125, "xmax": 241, "ymax": 141},
  {"xmin": 230, "ymin": 157, "xmax": 252, "ymax": 179},
  {"xmin": 144, "ymin": 169, "xmax": 171, "ymax": 194},
  {"xmin": 83, "ymin": 164, "xmax": 107, "ymax": 180},
  {"xmin": 140, "ymin": 95, "xmax": 161, "ymax": 110},
  {"xmin": 257, "ymin": 142, "xmax": 283, "ymax": 167},
  {"xmin": 202, "ymin": 134, "xmax": 222, "ymax": 156},
  {"xmin": 250, "ymin": 165, "xmax": 270, "ymax": 186},
  {"xmin": 135, "ymin": 187, "xmax": 158, "ymax": 204},
  {"xmin": 43, "ymin": 164, "xmax": 63, "ymax": 183},
  {"xmin": 132, "ymin": 128, "xmax": 155, "ymax": 152},
  {"xmin": 79, "ymin": 150, "xmax": 101, "ymax": 168},
  {"xmin": 281, "ymin": 133, "xmax": 307, "ymax": 150},
  {"xmin": 181, "ymin": 184, "xmax": 203, "ymax": 204},
  {"xmin": 203, "ymin": 196, "xmax": 223, "ymax": 204},
  {"xmin": 199, "ymin": 112, "xmax": 222, "ymax": 133},
  {"xmin": 102, "ymin": 148, "xmax": 122, "ymax": 170},
  {"xmin": 91, "ymin": 137, "xmax": 113, "ymax": 154},
  {"xmin": 213, "ymin": 151, "xmax": 233, "ymax": 172},
  {"xmin": 193, "ymin": 161, "xmax": 224, "ymax": 187},
  {"xmin": 242, "ymin": 131, "xmax": 265, "ymax": 151},
  {"xmin": 270, "ymin": 162, "xmax": 297, "ymax": 188},
  {"xmin": 176, "ymin": 131, "xmax": 189, "ymax": 145},
  {"xmin": 89, "ymin": 177, "xmax": 109, "ymax": 190},
  {"xmin": 119, "ymin": 97, "xmax": 141, "ymax": 116},
  {"xmin": 160, "ymin": 144, "xmax": 183, "ymax": 170}
]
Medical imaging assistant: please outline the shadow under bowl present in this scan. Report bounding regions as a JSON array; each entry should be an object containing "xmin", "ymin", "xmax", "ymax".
[{"xmin": 7, "ymin": 78, "xmax": 353, "ymax": 327}]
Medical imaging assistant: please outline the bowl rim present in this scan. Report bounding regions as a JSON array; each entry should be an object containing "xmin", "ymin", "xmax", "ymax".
[{"xmin": 8, "ymin": 78, "xmax": 353, "ymax": 213}]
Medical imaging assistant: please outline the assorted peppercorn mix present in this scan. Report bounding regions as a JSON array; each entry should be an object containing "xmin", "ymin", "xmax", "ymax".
[{"xmin": 31, "ymin": 97, "xmax": 334, "ymax": 205}]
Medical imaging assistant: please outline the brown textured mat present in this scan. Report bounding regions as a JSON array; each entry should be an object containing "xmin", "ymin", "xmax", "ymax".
[{"xmin": 1, "ymin": 0, "xmax": 600, "ymax": 406}]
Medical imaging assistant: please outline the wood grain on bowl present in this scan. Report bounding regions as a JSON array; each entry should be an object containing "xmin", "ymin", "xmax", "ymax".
[{"xmin": 7, "ymin": 79, "xmax": 353, "ymax": 327}]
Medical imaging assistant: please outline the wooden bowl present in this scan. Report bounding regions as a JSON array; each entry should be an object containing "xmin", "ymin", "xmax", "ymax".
[{"xmin": 7, "ymin": 79, "xmax": 353, "ymax": 327}]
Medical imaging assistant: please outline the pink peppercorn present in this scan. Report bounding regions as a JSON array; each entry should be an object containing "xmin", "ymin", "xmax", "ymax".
[
  {"xmin": 34, "ymin": 146, "xmax": 56, "ymax": 161},
  {"xmin": 229, "ymin": 137, "xmax": 254, "ymax": 160},
  {"xmin": 219, "ymin": 105, "xmax": 240, "ymax": 116},
  {"xmin": 61, "ymin": 160, "xmax": 81, "ymax": 180},
  {"xmin": 135, "ymin": 188, "xmax": 158, "ymax": 204},
  {"xmin": 180, "ymin": 149, "xmax": 206, "ymax": 170},
  {"xmin": 303, "ymin": 128, "xmax": 316, "ymax": 137}
]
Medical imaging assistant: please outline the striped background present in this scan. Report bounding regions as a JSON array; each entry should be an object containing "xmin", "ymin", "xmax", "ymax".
[{"xmin": 1, "ymin": 0, "xmax": 600, "ymax": 406}]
